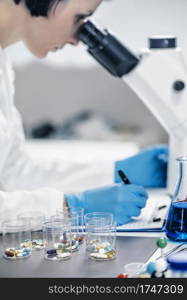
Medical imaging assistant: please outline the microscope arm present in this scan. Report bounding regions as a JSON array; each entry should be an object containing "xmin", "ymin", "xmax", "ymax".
[{"xmin": 123, "ymin": 48, "xmax": 187, "ymax": 193}]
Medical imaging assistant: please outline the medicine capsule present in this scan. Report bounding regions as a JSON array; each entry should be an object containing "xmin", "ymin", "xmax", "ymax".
[
  {"xmin": 104, "ymin": 246, "xmax": 112, "ymax": 253},
  {"xmin": 78, "ymin": 236, "xmax": 84, "ymax": 244},
  {"xmin": 4, "ymin": 247, "xmax": 31, "ymax": 259},
  {"xmin": 54, "ymin": 243, "xmax": 64, "ymax": 249},
  {"xmin": 47, "ymin": 249, "xmax": 56, "ymax": 255},
  {"xmin": 5, "ymin": 250, "xmax": 15, "ymax": 257},
  {"xmin": 106, "ymin": 250, "xmax": 116, "ymax": 259},
  {"xmin": 117, "ymin": 273, "xmax": 128, "ymax": 278},
  {"xmin": 56, "ymin": 249, "xmax": 63, "ymax": 255},
  {"xmin": 90, "ymin": 253, "xmax": 108, "ymax": 259},
  {"xmin": 56, "ymin": 252, "xmax": 71, "ymax": 259}
]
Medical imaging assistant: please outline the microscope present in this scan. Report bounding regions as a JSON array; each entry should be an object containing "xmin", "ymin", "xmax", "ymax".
[{"xmin": 78, "ymin": 21, "xmax": 187, "ymax": 195}]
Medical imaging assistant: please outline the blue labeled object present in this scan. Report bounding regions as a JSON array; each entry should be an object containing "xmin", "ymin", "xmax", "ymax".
[{"xmin": 167, "ymin": 252, "xmax": 187, "ymax": 271}]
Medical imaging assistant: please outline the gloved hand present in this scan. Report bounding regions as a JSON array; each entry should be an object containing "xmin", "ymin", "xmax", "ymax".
[
  {"xmin": 65, "ymin": 184, "xmax": 148, "ymax": 226},
  {"xmin": 114, "ymin": 144, "xmax": 168, "ymax": 188}
]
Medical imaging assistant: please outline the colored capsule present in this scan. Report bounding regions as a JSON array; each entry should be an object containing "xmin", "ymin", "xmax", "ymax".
[
  {"xmin": 5, "ymin": 250, "xmax": 14, "ymax": 257},
  {"xmin": 56, "ymin": 252, "xmax": 71, "ymax": 259},
  {"xmin": 104, "ymin": 246, "xmax": 112, "ymax": 253},
  {"xmin": 54, "ymin": 243, "xmax": 64, "ymax": 249},
  {"xmin": 78, "ymin": 236, "xmax": 84, "ymax": 244},
  {"xmin": 20, "ymin": 240, "xmax": 32, "ymax": 249},
  {"xmin": 117, "ymin": 273, "xmax": 128, "ymax": 278},
  {"xmin": 106, "ymin": 250, "xmax": 116, "ymax": 259},
  {"xmin": 88, "ymin": 240, "xmax": 116, "ymax": 261},
  {"xmin": 90, "ymin": 253, "xmax": 108, "ymax": 259},
  {"xmin": 31, "ymin": 239, "xmax": 45, "ymax": 250},
  {"xmin": 56, "ymin": 249, "xmax": 63, "ymax": 255},
  {"xmin": 4, "ymin": 247, "xmax": 31, "ymax": 259},
  {"xmin": 47, "ymin": 249, "xmax": 56, "ymax": 255}
]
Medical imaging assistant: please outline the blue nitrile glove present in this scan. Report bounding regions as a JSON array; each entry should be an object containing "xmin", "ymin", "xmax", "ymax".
[
  {"xmin": 65, "ymin": 184, "xmax": 148, "ymax": 226},
  {"xmin": 114, "ymin": 144, "xmax": 168, "ymax": 188}
]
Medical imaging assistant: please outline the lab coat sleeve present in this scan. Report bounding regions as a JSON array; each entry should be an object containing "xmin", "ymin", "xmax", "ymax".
[
  {"xmin": 0, "ymin": 187, "xmax": 64, "ymax": 231},
  {"xmin": 0, "ymin": 106, "xmax": 71, "ymax": 191},
  {"xmin": 0, "ymin": 105, "xmax": 101, "ymax": 192}
]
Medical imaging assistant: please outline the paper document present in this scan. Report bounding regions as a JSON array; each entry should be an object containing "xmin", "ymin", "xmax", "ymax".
[{"xmin": 117, "ymin": 189, "xmax": 171, "ymax": 232}]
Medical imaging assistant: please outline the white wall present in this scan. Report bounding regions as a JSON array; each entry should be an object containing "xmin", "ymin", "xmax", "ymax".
[{"xmin": 6, "ymin": 0, "xmax": 187, "ymax": 144}]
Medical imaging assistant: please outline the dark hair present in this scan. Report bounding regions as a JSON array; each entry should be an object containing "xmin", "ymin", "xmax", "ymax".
[{"xmin": 13, "ymin": 0, "xmax": 65, "ymax": 17}]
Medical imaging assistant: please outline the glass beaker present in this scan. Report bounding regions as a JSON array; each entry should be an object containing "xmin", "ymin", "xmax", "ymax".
[
  {"xmin": 84, "ymin": 212, "xmax": 116, "ymax": 261},
  {"xmin": 43, "ymin": 219, "xmax": 72, "ymax": 261},
  {"xmin": 52, "ymin": 213, "xmax": 79, "ymax": 252},
  {"xmin": 57, "ymin": 207, "xmax": 84, "ymax": 246},
  {"xmin": 2, "ymin": 219, "xmax": 32, "ymax": 260},
  {"xmin": 165, "ymin": 156, "xmax": 187, "ymax": 242},
  {"xmin": 84, "ymin": 212, "xmax": 114, "ymax": 227},
  {"xmin": 17, "ymin": 211, "xmax": 46, "ymax": 250}
]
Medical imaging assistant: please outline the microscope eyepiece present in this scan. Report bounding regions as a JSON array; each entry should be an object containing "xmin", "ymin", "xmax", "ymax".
[
  {"xmin": 78, "ymin": 21, "xmax": 139, "ymax": 77},
  {"xmin": 78, "ymin": 21, "xmax": 105, "ymax": 49}
]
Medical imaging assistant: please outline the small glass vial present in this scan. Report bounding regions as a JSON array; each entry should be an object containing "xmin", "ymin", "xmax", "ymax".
[
  {"xmin": 52, "ymin": 214, "xmax": 79, "ymax": 252},
  {"xmin": 70, "ymin": 207, "xmax": 84, "ymax": 245},
  {"xmin": 84, "ymin": 212, "xmax": 114, "ymax": 227},
  {"xmin": 56, "ymin": 207, "xmax": 84, "ymax": 251},
  {"xmin": 2, "ymin": 219, "xmax": 32, "ymax": 260},
  {"xmin": 85, "ymin": 212, "xmax": 116, "ymax": 261},
  {"xmin": 18, "ymin": 211, "xmax": 46, "ymax": 250},
  {"xmin": 165, "ymin": 157, "xmax": 187, "ymax": 242},
  {"xmin": 43, "ymin": 219, "xmax": 72, "ymax": 261},
  {"xmin": 167, "ymin": 251, "xmax": 187, "ymax": 278}
]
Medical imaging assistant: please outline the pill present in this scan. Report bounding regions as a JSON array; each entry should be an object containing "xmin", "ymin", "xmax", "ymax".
[
  {"xmin": 90, "ymin": 253, "xmax": 108, "ymax": 259},
  {"xmin": 47, "ymin": 249, "xmax": 56, "ymax": 255}
]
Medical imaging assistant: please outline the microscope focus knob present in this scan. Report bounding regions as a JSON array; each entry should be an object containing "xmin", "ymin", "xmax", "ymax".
[{"xmin": 173, "ymin": 80, "xmax": 185, "ymax": 92}]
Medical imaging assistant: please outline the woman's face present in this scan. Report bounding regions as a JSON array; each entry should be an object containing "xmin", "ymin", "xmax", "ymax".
[{"xmin": 23, "ymin": 0, "xmax": 102, "ymax": 58}]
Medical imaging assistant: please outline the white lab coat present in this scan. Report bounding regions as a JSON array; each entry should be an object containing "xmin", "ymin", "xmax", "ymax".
[{"xmin": 0, "ymin": 46, "xmax": 66, "ymax": 224}]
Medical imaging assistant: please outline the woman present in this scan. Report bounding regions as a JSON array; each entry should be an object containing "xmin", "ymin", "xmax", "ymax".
[{"xmin": 0, "ymin": 0, "xmax": 167, "ymax": 227}]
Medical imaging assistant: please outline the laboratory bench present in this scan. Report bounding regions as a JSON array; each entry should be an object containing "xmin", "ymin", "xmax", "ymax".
[{"xmin": 0, "ymin": 235, "xmax": 158, "ymax": 278}]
